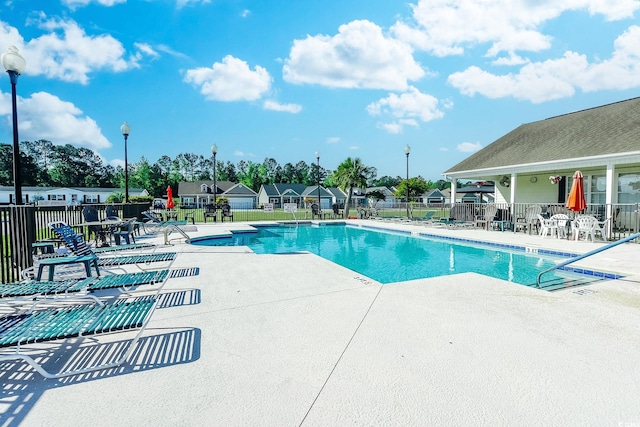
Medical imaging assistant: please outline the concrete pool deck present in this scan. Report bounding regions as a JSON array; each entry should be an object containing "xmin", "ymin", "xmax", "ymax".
[{"xmin": 3, "ymin": 220, "xmax": 640, "ymax": 426}]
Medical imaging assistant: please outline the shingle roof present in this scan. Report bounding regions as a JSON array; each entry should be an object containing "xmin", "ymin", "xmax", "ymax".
[
  {"xmin": 178, "ymin": 180, "xmax": 236, "ymax": 195},
  {"xmin": 445, "ymin": 96, "xmax": 640, "ymax": 174}
]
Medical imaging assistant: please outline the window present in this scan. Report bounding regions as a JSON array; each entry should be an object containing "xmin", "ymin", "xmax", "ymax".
[
  {"xmin": 200, "ymin": 184, "xmax": 209, "ymax": 193},
  {"xmin": 618, "ymin": 172, "xmax": 640, "ymax": 204},
  {"xmin": 86, "ymin": 195, "xmax": 98, "ymax": 203},
  {"xmin": 49, "ymin": 194, "xmax": 65, "ymax": 201},
  {"xmin": 589, "ymin": 174, "xmax": 606, "ymax": 205}
]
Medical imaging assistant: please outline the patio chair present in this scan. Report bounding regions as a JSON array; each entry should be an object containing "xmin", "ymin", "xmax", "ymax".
[
  {"xmin": 105, "ymin": 205, "xmax": 119, "ymax": 218},
  {"xmin": 204, "ymin": 204, "xmax": 217, "ymax": 222},
  {"xmin": 474, "ymin": 204, "xmax": 498, "ymax": 230},
  {"xmin": 549, "ymin": 214, "xmax": 570, "ymax": 238},
  {"xmin": 221, "ymin": 203, "xmax": 234, "ymax": 222},
  {"xmin": 443, "ymin": 204, "xmax": 475, "ymax": 228},
  {"xmin": 537, "ymin": 214, "xmax": 558, "ymax": 238},
  {"xmin": 572, "ymin": 215, "xmax": 599, "ymax": 242},
  {"xmin": 184, "ymin": 209, "xmax": 196, "ymax": 224},
  {"xmin": 112, "ymin": 218, "xmax": 137, "ymax": 245},
  {"xmin": 413, "ymin": 210, "xmax": 436, "ymax": 225},
  {"xmin": 311, "ymin": 203, "xmax": 325, "ymax": 220},
  {"xmin": 514, "ymin": 205, "xmax": 542, "ymax": 234},
  {"xmin": 332, "ymin": 203, "xmax": 344, "ymax": 219},
  {"xmin": 82, "ymin": 205, "xmax": 103, "ymax": 245},
  {"xmin": 594, "ymin": 217, "xmax": 611, "ymax": 241},
  {"xmin": 1, "ymin": 269, "xmax": 171, "ymax": 305},
  {"xmin": 0, "ymin": 295, "xmax": 159, "ymax": 378},
  {"xmin": 140, "ymin": 211, "xmax": 188, "ymax": 233},
  {"xmin": 47, "ymin": 221, "xmax": 177, "ymax": 276}
]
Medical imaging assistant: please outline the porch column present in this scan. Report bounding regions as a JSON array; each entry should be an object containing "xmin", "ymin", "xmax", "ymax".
[
  {"xmin": 450, "ymin": 178, "xmax": 457, "ymax": 205},
  {"xmin": 510, "ymin": 173, "xmax": 517, "ymax": 219},
  {"xmin": 606, "ymin": 163, "xmax": 615, "ymax": 223}
]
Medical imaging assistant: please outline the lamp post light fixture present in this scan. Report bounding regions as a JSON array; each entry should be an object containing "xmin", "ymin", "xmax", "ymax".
[
  {"xmin": 315, "ymin": 151, "xmax": 321, "ymax": 211},
  {"xmin": 120, "ymin": 121, "xmax": 131, "ymax": 203},
  {"xmin": 211, "ymin": 144, "xmax": 218, "ymax": 206},
  {"xmin": 404, "ymin": 144, "xmax": 411, "ymax": 218},
  {"xmin": 2, "ymin": 46, "xmax": 26, "ymax": 205}
]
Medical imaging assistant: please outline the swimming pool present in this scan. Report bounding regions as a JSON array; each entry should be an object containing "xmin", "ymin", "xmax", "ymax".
[{"xmin": 192, "ymin": 224, "xmax": 593, "ymax": 286}]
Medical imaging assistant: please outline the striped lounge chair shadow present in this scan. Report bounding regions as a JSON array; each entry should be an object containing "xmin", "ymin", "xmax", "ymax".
[{"xmin": 0, "ymin": 295, "xmax": 158, "ymax": 378}]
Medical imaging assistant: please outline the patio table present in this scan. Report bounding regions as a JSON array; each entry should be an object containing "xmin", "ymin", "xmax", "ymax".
[{"xmin": 74, "ymin": 219, "xmax": 123, "ymax": 247}]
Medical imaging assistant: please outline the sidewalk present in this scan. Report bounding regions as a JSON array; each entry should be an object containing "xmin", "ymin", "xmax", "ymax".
[{"xmin": 5, "ymin": 220, "xmax": 640, "ymax": 426}]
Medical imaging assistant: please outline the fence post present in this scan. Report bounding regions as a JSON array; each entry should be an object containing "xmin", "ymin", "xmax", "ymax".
[{"xmin": 5, "ymin": 206, "xmax": 36, "ymax": 282}]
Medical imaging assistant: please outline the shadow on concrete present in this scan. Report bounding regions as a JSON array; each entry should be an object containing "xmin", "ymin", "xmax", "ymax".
[{"xmin": 0, "ymin": 327, "xmax": 201, "ymax": 427}]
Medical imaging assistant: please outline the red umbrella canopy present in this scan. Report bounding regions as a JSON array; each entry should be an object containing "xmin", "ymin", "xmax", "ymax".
[
  {"xmin": 566, "ymin": 171, "xmax": 587, "ymax": 212},
  {"xmin": 166, "ymin": 186, "xmax": 175, "ymax": 209}
]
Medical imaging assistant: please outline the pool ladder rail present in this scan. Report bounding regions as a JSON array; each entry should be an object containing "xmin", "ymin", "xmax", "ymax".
[{"xmin": 536, "ymin": 232, "xmax": 640, "ymax": 289}]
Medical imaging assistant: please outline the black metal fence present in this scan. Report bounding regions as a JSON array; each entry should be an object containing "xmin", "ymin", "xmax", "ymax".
[{"xmin": 1, "ymin": 201, "xmax": 638, "ymax": 283}]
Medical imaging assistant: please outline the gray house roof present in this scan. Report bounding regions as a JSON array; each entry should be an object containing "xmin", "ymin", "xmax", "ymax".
[
  {"xmin": 266, "ymin": 183, "xmax": 308, "ymax": 196},
  {"xmin": 445, "ymin": 96, "xmax": 640, "ymax": 175},
  {"xmin": 301, "ymin": 186, "xmax": 333, "ymax": 198},
  {"xmin": 327, "ymin": 187, "xmax": 347, "ymax": 199},
  {"xmin": 178, "ymin": 180, "xmax": 235, "ymax": 195}
]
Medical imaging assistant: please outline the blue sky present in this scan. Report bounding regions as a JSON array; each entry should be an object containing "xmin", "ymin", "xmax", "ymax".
[{"xmin": 1, "ymin": 0, "xmax": 640, "ymax": 181}]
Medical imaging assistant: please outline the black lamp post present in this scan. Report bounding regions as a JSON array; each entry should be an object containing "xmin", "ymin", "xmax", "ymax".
[
  {"xmin": 405, "ymin": 144, "xmax": 411, "ymax": 218},
  {"xmin": 211, "ymin": 144, "xmax": 218, "ymax": 206},
  {"xmin": 120, "ymin": 121, "xmax": 131, "ymax": 203},
  {"xmin": 315, "ymin": 151, "xmax": 321, "ymax": 211},
  {"xmin": 2, "ymin": 46, "xmax": 26, "ymax": 205}
]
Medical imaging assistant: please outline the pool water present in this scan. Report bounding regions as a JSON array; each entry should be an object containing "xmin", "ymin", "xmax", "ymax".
[{"xmin": 193, "ymin": 224, "xmax": 582, "ymax": 286}]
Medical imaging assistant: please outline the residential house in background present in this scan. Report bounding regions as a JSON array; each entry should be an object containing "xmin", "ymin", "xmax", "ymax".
[
  {"xmin": 365, "ymin": 186, "xmax": 397, "ymax": 208},
  {"xmin": 258, "ymin": 183, "xmax": 308, "ymax": 208},
  {"xmin": 178, "ymin": 180, "xmax": 258, "ymax": 209},
  {"xmin": 326, "ymin": 187, "xmax": 347, "ymax": 208},
  {"xmin": 258, "ymin": 184, "xmax": 346, "ymax": 210},
  {"xmin": 420, "ymin": 189, "xmax": 447, "ymax": 205},
  {"xmin": 0, "ymin": 186, "xmax": 147, "ymax": 205}
]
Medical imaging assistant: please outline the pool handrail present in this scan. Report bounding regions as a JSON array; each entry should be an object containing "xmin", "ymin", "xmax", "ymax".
[
  {"xmin": 163, "ymin": 223, "xmax": 192, "ymax": 245},
  {"xmin": 536, "ymin": 232, "xmax": 640, "ymax": 288}
]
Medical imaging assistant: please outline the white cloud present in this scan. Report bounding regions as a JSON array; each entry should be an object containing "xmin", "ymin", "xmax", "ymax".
[
  {"xmin": 457, "ymin": 142, "xmax": 482, "ymax": 153},
  {"xmin": 367, "ymin": 87, "xmax": 448, "ymax": 133},
  {"xmin": 283, "ymin": 20, "xmax": 425, "ymax": 90},
  {"xmin": 448, "ymin": 25, "xmax": 640, "ymax": 103},
  {"xmin": 176, "ymin": 0, "xmax": 211, "ymax": 9},
  {"xmin": 0, "ymin": 90, "xmax": 110, "ymax": 150},
  {"xmin": 241, "ymin": 9, "xmax": 251, "ymax": 18},
  {"xmin": 184, "ymin": 55, "xmax": 272, "ymax": 101},
  {"xmin": 154, "ymin": 44, "xmax": 189, "ymax": 60},
  {"xmin": 133, "ymin": 42, "xmax": 159, "ymax": 59},
  {"xmin": 492, "ymin": 52, "xmax": 529, "ymax": 66},
  {"xmin": 110, "ymin": 158, "xmax": 125, "ymax": 168},
  {"xmin": 233, "ymin": 150, "xmax": 255, "ymax": 157},
  {"xmin": 327, "ymin": 137, "xmax": 340, "ymax": 143},
  {"xmin": 349, "ymin": 146, "xmax": 359, "ymax": 150},
  {"xmin": 393, "ymin": 0, "xmax": 640, "ymax": 57},
  {"xmin": 263, "ymin": 100, "xmax": 302, "ymax": 113},
  {"xmin": 0, "ymin": 16, "xmax": 154, "ymax": 84},
  {"xmin": 379, "ymin": 122, "xmax": 403, "ymax": 134},
  {"xmin": 62, "ymin": 0, "xmax": 125, "ymax": 10}
]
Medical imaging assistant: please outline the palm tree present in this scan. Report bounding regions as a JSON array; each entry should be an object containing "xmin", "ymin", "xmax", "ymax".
[{"xmin": 333, "ymin": 157, "xmax": 374, "ymax": 218}]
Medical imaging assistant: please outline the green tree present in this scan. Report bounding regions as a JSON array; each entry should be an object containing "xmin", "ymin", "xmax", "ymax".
[
  {"xmin": 371, "ymin": 175, "xmax": 402, "ymax": 188},
  {"xmin": 395, "ymin": 177, "xmax": 431, "ymax": 202},
  {"xmin": 295, "ymin": 161, "xmax": 311, "ymax": 185},
  {"xmin": 366, "ymin": 189, "xmax": 386, "ymax": 207},
  {"xmin": 333, "ymin": 157, "xmax": 375, "ymax": 218}
]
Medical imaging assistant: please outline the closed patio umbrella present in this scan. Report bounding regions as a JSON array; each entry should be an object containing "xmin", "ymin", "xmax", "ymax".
[
  {"xmin": 566, "ymin": 171, "xmax": 586, "ymax": 212},
  {"xmin": 166, "ymin": 186, "xmax": 175, "ymax": 209}
]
